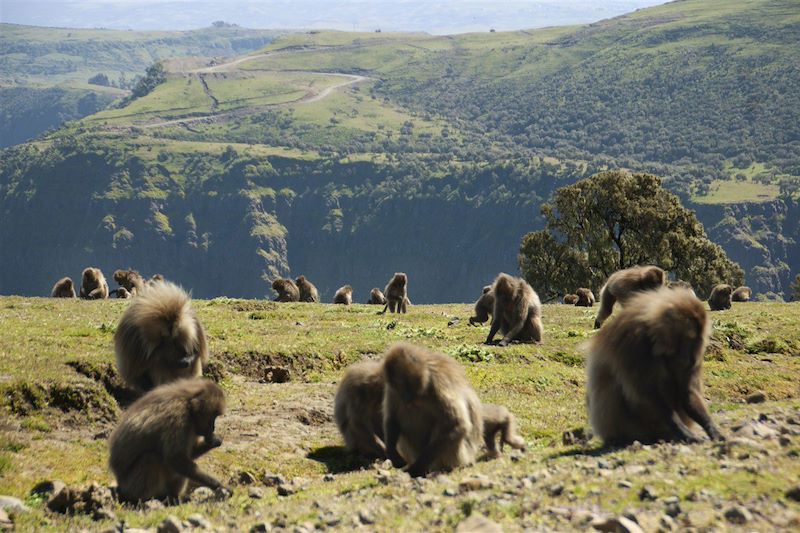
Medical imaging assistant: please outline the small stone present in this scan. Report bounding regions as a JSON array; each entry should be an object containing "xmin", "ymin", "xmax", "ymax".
[
  {"xmin": 659, "ymin": 514, "xmax": 676, "ymax": 531},
  {"xmin": 779, "ymin": 436, "xmax": 792, "ymax": 447},
  {"xmin": 143, "ymin": 499, "xmax": 165, "ymax": 511},
  {"xmin": 0, "ymin": 496, "xmax": 29, "ymax": 514},
  {"xmin": 443, "ymin": 487, "xmax": 459, "ymax": 497},
  {"xmin": 187, "ymin": 514, "xmax": 211, "ymax": 529},
  {"xmin": 597, "ymin": 460, "xmax": 611, "ymax": 470},
  {"xmin": 248, "ymin": 487, "xmax": 265, "ymax": 499},
  {"xmin": 214, "ymin": 486, "xmax": 232, "ymax": 500},
  {"xmin": 618, "ymin": 480, "xmax": 632, "ymax": 488},
  {"xmin": 572, "ymin": 510, "xmax": 596, "ymax": 526},
  {"xmin": 454, "ymin": 514, "xmax": 502, "ymax": 533},
  {"xmin": 323, "ymin": 474, "xmax": 335, "ymax": 482},
  {"xmin": 548, "ymin": 506, "xmax": 572, "ymax": 519},
  {"xmin": 250, "ymin": 523, "xmax": 272, "ymax": 533},
  {"xmin": 663, "ymin": 496, "xmax": 681, "ymax": 518},
  {"xmin": 358, "ymin": 509, "xmax": 375, "ymax": 525},
  {"xmin": 157, "ymin": 515, "xmax": 183, "ymax": 533},
  {"xmin": 547, "ymin": 483, "xmax": 564, "ymax": 496},
  {"xmin": 746, "ymin": 391, "xmax": 766, "ymax": 404},
  {"xmin": 235, "ymin": 471, "xmax": 258, "ymax": 485},
  {"xmin": 448, "ymin": 317, "xmax": 460, "ymax": 327},
  {"xmin": 638, "ymin": 486, "xmax": 657, "ymax": 501},
  {"xmin": 591, "ymin": 516, "xmax": 644, "ymax": 533},
  {"xmin": 724, "ymin": 505, "xmax": 752, "ymax": 525},
  {"xmin": 190, "ymin": 486, "xmax": 214, "ymax": 502},
  {"xmin": 786, "ymin": 486, "xmax": 800, "ymax": 502},
  {"xmin": 92, "ymin": 508, "xmax": 116, "ymax": 521},
  {"xmin": 459, "ymin": 476, "xmax": 493, "ymax": 492},
  {"xmin": 0, "ymin": 509, "xmax": 10, "ymax": 526},
  {"xmin": 562, "ymin": 427, "xmax": 588, "ymax": 446},
  {"xmin": 262, "ymin": 473, "xmax": 287, "ymax": 487},
  {"xmin": 277, "ymin": 483, "xmax": 297, "ymax": 496}
]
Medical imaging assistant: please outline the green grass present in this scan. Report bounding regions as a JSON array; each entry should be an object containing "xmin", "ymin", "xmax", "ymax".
[
  {"xmin": 692, "ymin": 179, "xmax": 780, "ymax": 204},
  {"xmin": 1, "ymin": 297, "xmax": 798, "ymax": 530}
]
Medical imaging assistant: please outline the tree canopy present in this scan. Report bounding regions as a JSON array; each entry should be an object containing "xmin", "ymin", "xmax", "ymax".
[{"xmin": 519, "ymin": 171, "xmax": 743, "ymax": 300}]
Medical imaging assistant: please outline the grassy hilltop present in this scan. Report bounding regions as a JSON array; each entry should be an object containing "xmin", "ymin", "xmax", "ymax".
[{"xmin": 1, "ymin": 297, "xmax": 799, "ymax": 531}]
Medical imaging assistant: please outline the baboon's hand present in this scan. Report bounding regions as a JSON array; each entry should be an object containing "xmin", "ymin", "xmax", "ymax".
[
  {"xmin": 498, "ymin": 339, "xmax": 510, "ymax": 347},
  {"xmin": 407, "ymin": 462, "xmax": 426, "ymax": 478}
]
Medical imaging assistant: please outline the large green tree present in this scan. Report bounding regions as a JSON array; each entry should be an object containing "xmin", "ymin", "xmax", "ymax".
[{"xmin": 519, "ymin": 171, "xmax": 743, "ymax": 300}]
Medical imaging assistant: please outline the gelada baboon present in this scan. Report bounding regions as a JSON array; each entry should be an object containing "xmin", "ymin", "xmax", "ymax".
[
  {"xmin": 732, "ymin": 286, "xmax": 752, "ymax": 302},
  {"xmin": 668, "ymin": 280, "xmax": 696, "ymax": 298},
  {"xmin": 109, "ymin": 378, "xmax": 226, "ymax": 502},
  {"xmin": 272, "ymin": 278, "xmax": 300, "ymax": 302},
  {"xmin": 469, "ymin": 286, "xmax": 494, "ymax": 326},
  {"xmin": 367, "ymin": 288, "xmax": 386, "ymax": 305},
  {"xmin": 594, "ymin": 265, "xmax": 666, "ymax": 328},
  {"xmin": 575, "ymin": 288, "xmax": 595, "ymax": 307},
  {"xmin": 115, "ymin": 282, "xmax": 208, "ymax": 392},
  {"xmin": 79, "ymin": 267, "xmax": 109, "ymax": 300},
  {"xmin": 333, "ymin": 285, "xmax": 353, "ymax": 305},
  {"xmin": 486, "ymin": 273, "xmax": 543, "ymax": 346},
  {"xmin": 482, "ymin": 403, "xmax": 526, "ymax": 458},
  {"xmin": 334, "ymin": 360, "xmax": 386, "ymax": 458},
  {"xmin": 51, "ymin": 277, "xmax": 76, "ymax": 298},
  {"xmin": 113, "ymin": 269, "xmax": 146, "ymax": 296},
  {"xmin": 586, "ymin": 287, "xmax": 723, "ymax": 445},
  {"xmin": 563, "ymin": 294, "xmax": 578, "ymax": 305},
  {"xmin": 149, "ymin": 274, "xmax": 165, "ymax": 285},
  {"xmin": 295, "ymin": 275, "xmax": 319, "ymax": 303},
  {"xmin": 381, "ymin": 273, "xmax": 408, "ymax": 314},
  {"xmin": 116, "ymin": 287, "xmax": 132, "ymax": 299},
  {"xmin": 708, "ymin": 283, "xmax": 733, "ymax": 311},
  {"xmin": 382, "ymin": 343, "xmax": 483, "ymax": 476}
]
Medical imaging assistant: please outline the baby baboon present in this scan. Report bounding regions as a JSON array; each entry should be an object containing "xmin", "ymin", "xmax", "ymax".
[
  {"xmin": 333, "ymin": 285, "xmax": 353, "ymax": 305},
  {"xmin": 295, "ymin": 275, "xmax": 319, "ymax": 303},
  {"xmin": 113, "ymin": 269, "xmax": 146, "ymax": 296},
  {"xmin": 382, "ymin": 343, "xmax": 483, "ymax": 477},
  {"xmin": 272, "ymin": 278, "xmax": 300, "ymax": 302},
  {"xmin": 115, "ymin": 282, "xmax": 208, "ymax": 392},
  {"xmin": 367, "ymin": 287, "xmax": 386, "ymax": 305},
  {"xmin": 116, "ymin": 287, "xmax": 132, "ymax": 299},
  {"xmin": 486, "ymin": 273, "xmax": 543, "ymax": 346},
  {"xmin": 109, "ymin": 378, "xmax": 226, "ymax": 502},
  {"xmin": 562, "ymin": 294, "xmax": 578, "ymax": 305},
  {"xmin": 668, "ymin": 280, "xmax": 696, "ymax": 298},
  {"xmin": 708, "ymin": 283, "xmax": 733, "ymax": 310},
  {"xmin": 469, "ymin": 287, "xmax": 495, "ymax": 326},
  {"xmin": 732, "ymin": 286, "xmax": 752, "ymax": 302},
  {"xmin": 586, "ymin": 287, "xmax": 724, "ymax": 445},
  {"xmin": 575, "ymin": 288, "xmax": 595, "ymax": 307},
  {"xmin": 79, "ymin": 267, "xmax": 109, "ymax": 300},
  {"xmin": 593, "ymin": 265, "xmax": 666, "ymax": 328},
  {"xmin": 51, "ymin": 277, "xmax": 76, "ymax": 298},
  {"xmin": 381, "ymin": 273, "xmax": 408, "ymax": 314},
  {"xmin": 482, "ymin": 403, "xmax": 526, "ymax": 458},
  {"xmin": 334, "ymin": 360, "xmax": 386, "ymax": 458}
]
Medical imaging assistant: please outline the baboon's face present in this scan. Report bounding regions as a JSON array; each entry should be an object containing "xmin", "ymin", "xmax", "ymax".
[{"xmin": 155, "ymin": 326, "xmax": 200, "ymax": 369}]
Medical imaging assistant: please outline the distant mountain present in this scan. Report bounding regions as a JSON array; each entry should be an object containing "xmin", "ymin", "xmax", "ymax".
[{"xmin": 1, "ymin": 0, "xmax": 798, "ymax": 301}]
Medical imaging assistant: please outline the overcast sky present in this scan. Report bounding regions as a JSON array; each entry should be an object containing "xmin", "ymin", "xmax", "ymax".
[{"xmin": 0, "ymin": 1, "xmax": 668, "ymax": 33}]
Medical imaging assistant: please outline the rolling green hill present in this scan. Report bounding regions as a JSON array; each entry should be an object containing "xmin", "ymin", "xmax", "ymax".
[{"xmin": 1, "ymin": 0, "xmax": 799, "ymax": 301}]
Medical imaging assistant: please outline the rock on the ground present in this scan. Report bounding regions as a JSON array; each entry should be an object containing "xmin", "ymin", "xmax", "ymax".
[
  {"xmin": 0, "ymin": 496, "xmax": 29, "ymax": 514},
  {"xmin": 455, "ymin": 514, "xmax": 503, "ymax": 533},
  {"xmin": 746, "ymin": 391, "xmax": 767, "ymax": 404},
  {"xmin": 724, "ymin": 505, "xmax": 753, "ymax": 525},
  {"xmin": 591, "ymin": 516, "xmax": 644, "ymax": 533},
  {"xmin": 786, "ymin": 485, "xmax": 800, "ymax": 502},
  {"xmin": 157, "ymin": 515, "xmax": 183, "ymax": 533},
  {"xmin": 187, "ymin": 514, "xmax": 211, "ymax": 529}
]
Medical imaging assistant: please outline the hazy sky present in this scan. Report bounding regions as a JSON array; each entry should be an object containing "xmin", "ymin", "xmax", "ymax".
[{"xmin": 0, "ymin": 1, "xmax": 668, "ymax": 33}]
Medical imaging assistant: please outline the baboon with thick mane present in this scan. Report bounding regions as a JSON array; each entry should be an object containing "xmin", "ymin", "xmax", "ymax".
[
  {"xmin": 80, "ymin": 267, "xmax": 109, "ymax": 300},
  {"xmin": 333, "ymin": 285, "xmax": 353, "ymax": 305},
  {"xmin": 482, "ymin": 403, "xmax": 526, "ymax": 458},
  {"xmin": 51, "ymin": 277, "xmax": 76, "ymax": 298},
  {"xmin": 382, "ymin": 343, "xmax": 483, "ymax": 476},
  {"xmin": 334, "ymin": 360, "xmax": 386, "ymax": 458},
  {"xmin": 485, "ymin": 273, "xmax": 543, "ymax": 346},
  {"xmin": 116, "ymin": 287, "xmax": 132, "ymax": 299},
  {"xmin": 272, "ymin": 278, "xmax": 300, "ymax": 302},
  {"xmin": 708, "ymin": 283, "xmax": 733, "ymax": 310},
  {"xmin": 469, "ymin": 286, "xmax": 494, "ymax": 326},
  {"xmin": 113, "ymin": 269, "xmax": 146, "ymax": 296},
  {"xmin": 732, "ymin": 286, "xmax": 752, "ymax": 302},
  {"xmin": 575, "ymin": 288, "xmax": 595, "ymax": 307},
  {"xmin": 586, "ymin": 287, "xmax": 724, "ymax": 445},
  {"xmin": 109, "ymin": 378, "xmax": 226, "ymax": 502},
  {"xmin": 367, "ymin": 288, "xmax": 386, "ymax": 305},
  {"xmin": 562, "ymin": 294, "xmax": 578, "ymax": 305},
  {"xmin": 594, "ymin": 265, "xmax": 666, "ymax": 328},
  {"xmin": 150, "ymin": 274, "xmax": 165, "ymax": 284},
  {"xmin": 114, "ymin": 282, "xmax": 208, "ymax": 392},
  {"xmin": 381, "ymin": 273, "xmax": 408, "ymax": 314},
  {"xmin": 295, "ymin": 275, "xmax": 319, "ymax": 303}
]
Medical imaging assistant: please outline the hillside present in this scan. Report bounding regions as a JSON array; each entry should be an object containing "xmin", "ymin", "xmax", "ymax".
[
  {"xmin": 1, "ymin": 297, "xmax": 798, "ymax": 531},
  {"xmin": 1, "ymin": 0, "xmax": 799, "ymax": 300}
]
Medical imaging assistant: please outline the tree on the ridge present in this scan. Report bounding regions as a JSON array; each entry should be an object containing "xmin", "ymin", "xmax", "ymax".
[{"xmin": 518, "ymin": 170, "xmax": 743, "ymax": 300}]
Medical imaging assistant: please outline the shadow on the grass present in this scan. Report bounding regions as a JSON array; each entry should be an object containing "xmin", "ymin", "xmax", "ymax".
[{"xmin": 307, "ymin": 445, "xmax": 378, "ymax": 473}]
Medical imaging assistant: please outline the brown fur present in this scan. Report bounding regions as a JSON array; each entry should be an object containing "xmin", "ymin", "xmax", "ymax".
[
  {"xmin": 381, "ymin": 273, "xmax": 408, "ymax": 314},
  {"xmin": 79, "ymin": 267, "xmax": 109, "ymax": 300},
  {"xmin": 562, "ymin": 294, "xmax": 578, "ymax": 305},
  {"xmin": 382, "ymin": 343, "xmax": 483, "ymax": 476},
  {"xmin": 295, "ymin": 275, "xmax": 319, "ymax": 303},
  {"xmin": 334, "ymin": 360, "xmax": 386, "ymax": 458},
  {"xmin": 272, "ymin": 278, "xmax": 300, "ymax": 302},
  {"xmin": 586, "ymin": 287, "xmax": 723, "ymax": 445},
  {"xmin": 708, "ymin": 284, "xmax": 733, "ymax": 310},
  {"xmin": 367, "ymin": 288, "xmax": 386, "ymax": 305},
  {"xmin": 51, "ymin": 277, "xmax": 76, "ymax": 298},
  {"xmin": 149, "ymin": 274, "xmax": 165, "ymax": 285},
  {"xmin": 594, "ymin": 265, "xmax": 666, "ymax": 328},
  {"xmin": 469, "ymin": 288, "xmax": 495, "ymax": 326},
  {"xmin": 114, "ymin": 282, "xmax": 208, "ymax": 392},
  {"xmin": 731, "ymin": 286, "xmax": 752, "ymax": 302},
  {"xmin": 109, "ymin": 378, "xmax": 226, "ymax": 502},
  {"xmin": 481, "ymin": 403, "xmax": 526, "ymax": 458},
  {"xmin": 575, "ymin": 288, "xmax": 595, "ymax": 307},
  {"xmin": 486, "ymin": 273, "xmax": 543, "ymax": 346},
  {"xmin": 116, "ymin": 287, "xmax": 132, "ymax": 299},
  {"xmin": 113, "ymin": 269, "xmax": 146, "ymax": 296},
  {"xmin": 333, "ymin": 285, "xmax": 353, "ymax": 305},
  {"xmin": 668, "ymin": 280, "xmax": 697, "ymax": 298}
]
